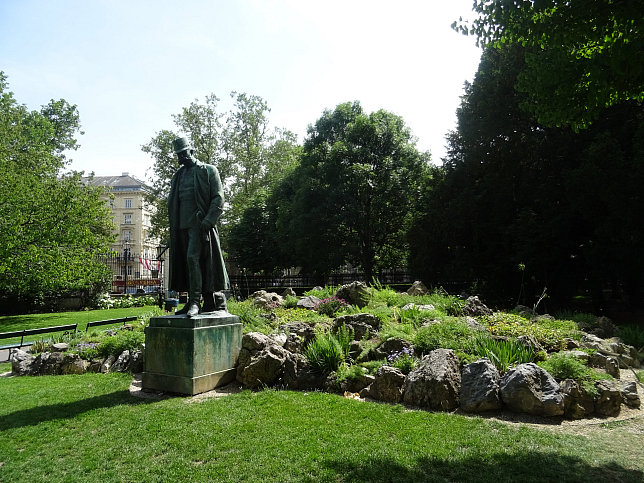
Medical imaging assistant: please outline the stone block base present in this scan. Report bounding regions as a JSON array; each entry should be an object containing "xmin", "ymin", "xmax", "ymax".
[{"xmin": 142, "ymin": 312, "xmax": 241, "ymax": 395}]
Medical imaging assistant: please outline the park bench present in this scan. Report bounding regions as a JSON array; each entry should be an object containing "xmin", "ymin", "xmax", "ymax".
[
  {"xmin": 85, "ymin": 316, "xmax": 138, "ymax": 332},
  {"xmin": 0, "ymin": 323, "xmax": 78, "ymax": 350}
]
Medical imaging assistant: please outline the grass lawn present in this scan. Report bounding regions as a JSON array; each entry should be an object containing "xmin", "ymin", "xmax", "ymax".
[
  {"xmin": 0, "ymin": 306, "xmax": 161, "ymax": 346},
  {"xmin": 0, "ymin": 373, "xmax": 641, "ymax": 482}
]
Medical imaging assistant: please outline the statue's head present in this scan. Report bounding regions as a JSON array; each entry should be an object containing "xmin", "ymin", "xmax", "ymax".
[{"xmin": 172, "ymin": 137, "xmax": 194, "ymax": 165}]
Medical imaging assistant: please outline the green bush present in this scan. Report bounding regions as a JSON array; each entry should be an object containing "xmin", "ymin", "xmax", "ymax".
[
  {"xmin": 386, "ymin": 347, "xmax": 417, "ymax": 374},
  {"xmin": 414, "ymin": 320, "xmax": 475, "ymax": 355},
  {"xmin": 304, "ymin": 326, "xmax": 352, "ymax": 374},
  {"xmin": 481, "ymin": 312, "xmax": 575, "ymax": 351},
  {"xmin": 282, "ymin": 295, "xmax": 299, "ymax": 309},
  {"xmin": 335, "ymin": 363, "xmax": 368, "ymax": 384},
  {"xmin": 98, "ymin": 330, "xmax": 145, "ymax": 358},
  {"xmin": 637, "ymin": 371, "xmax": 644, "ymax": 384},
  {"xmin": 538, "ymin": 352, "xmax": 610, "ymax": 397},
  {"xmin": 359, "ymin": 359, "xmax": 386, "ymax": 375},
  {"xmin": 468, "ymin": 334, "xmax": 535, "ymax": 373},
  {"xmin": 315, "ymin": 296, "xmax": 348, "ymax": 317}
]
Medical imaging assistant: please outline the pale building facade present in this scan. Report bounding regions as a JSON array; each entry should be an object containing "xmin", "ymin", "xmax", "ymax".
[{"xmin": 84, "ymin": 173, "xmax": 165, "ymax": 293}]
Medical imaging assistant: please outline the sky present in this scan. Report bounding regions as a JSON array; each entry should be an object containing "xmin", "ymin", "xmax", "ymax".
[{"xmin": 0, "ymin": 0, "xmax": 482, "ymax": 181}]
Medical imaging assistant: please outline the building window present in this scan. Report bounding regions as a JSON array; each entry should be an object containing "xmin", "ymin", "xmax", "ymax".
[
  {"xmin": 124, "ymin": 214, "xmax": 132, "ymax": 224},
  {"xmin": 127, "ymin": 265, "xmax": 133, "ymax": 276},
  {"xmin": 125, "ymin": 198, "xmax": 132, "ymax": 208},
  {"xmin": 122, "ymin": 230, "xmax": 131, "ymax": 241}
]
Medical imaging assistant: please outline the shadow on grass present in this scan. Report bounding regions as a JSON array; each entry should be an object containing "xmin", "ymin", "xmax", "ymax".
[
  {"xmin": 0, "ymin": 390, "xmax": 156, "ymax": 431},
  {"xmin": 324, "ymin": 454, "xmax": 643, "ymax": 482}
]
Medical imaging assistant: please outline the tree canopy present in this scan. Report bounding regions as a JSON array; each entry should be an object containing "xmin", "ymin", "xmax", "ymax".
[
  {"xmin": 0, "ymin": 72, "xmax": 114, "ymax": 312},
  {"xmin": 455, "ymin": 0, "xmax": 644, "ymax": 129}
]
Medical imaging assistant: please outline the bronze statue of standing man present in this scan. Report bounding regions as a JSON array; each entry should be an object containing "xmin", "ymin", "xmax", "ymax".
[{"xmin": 168, "ymin": 137, "xmax": 229, "ymax": 316}]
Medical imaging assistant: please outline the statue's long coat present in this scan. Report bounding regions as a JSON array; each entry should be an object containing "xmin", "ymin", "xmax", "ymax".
[{"xmin": 167, "ymin": 161, "xmax": 229, "ymax": 292}]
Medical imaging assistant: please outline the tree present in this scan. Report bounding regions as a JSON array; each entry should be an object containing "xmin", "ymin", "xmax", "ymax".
[
  {"xmin": 142, "ymin": 93, "xmax": 300, "ymax": 248},
  {"xmin": 0, "ymin": 72, "xmax": 114, "ymax": 313},
  {"xmin": 456, "ymin": 0, "xmax": 644, "ymax": 129},
  {"xmin": 284, "ymin": 102, "xmax": 430, "ymax": 281}
]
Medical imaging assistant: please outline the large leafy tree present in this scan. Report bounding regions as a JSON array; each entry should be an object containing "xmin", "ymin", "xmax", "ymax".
[
  {"xmin": 142, "ymin": 92, "xmax": 299, "ymax": 247},
  {"xmin": 282, "ymin": 102, "xmax": 429, "ymax": 281},
  {"xmin": 456, "ymin": 0, "xmax": 644, "ymax": 129},
  {"xmin": 0, "ymin": 72, "xmax": 114, "ymax": 312}
]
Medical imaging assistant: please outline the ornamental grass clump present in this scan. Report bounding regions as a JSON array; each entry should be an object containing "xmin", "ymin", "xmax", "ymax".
[
  {"xmin": 414, "ymin": 319, "xmax": 474, "ymax": 355},
  {"xmin": 304, "ymin": 325, "xmax": 353, "ymax": 374},
  {"xmin": 538, "ymin": 352, "xmax": 610, "ymax": 397},
  {"xmin": 468, "ymin": 334, "xmax": 535, "ymax": 373}
]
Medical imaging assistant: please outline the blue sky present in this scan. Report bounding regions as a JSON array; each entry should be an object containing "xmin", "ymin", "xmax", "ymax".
[{"xmin": 1, "ymin": 0, "xmax": 482, "ymax": 180}]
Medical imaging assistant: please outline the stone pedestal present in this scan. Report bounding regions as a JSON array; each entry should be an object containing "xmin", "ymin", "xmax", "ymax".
[{"xmin": 142, "ymin": 312, "xmax": 241, "ymax": 395}]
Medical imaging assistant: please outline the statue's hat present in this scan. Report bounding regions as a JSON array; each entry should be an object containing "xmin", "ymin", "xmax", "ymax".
[{"xmin": 172, "ymin": 137, "xmax": 192, "ymax": 154}]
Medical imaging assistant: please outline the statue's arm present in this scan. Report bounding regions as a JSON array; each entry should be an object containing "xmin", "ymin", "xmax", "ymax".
[{"xmin": 203, "ymin": 165, "xmax": 224, "ymax": 227}]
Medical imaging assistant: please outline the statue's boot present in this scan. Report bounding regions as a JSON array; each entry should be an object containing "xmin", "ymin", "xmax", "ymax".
[
  {"xmin": 176, "ymin": 293, "xmax": 201, "ymax": 317},
  {"xmin": 201, "ymin": 292, "xmax": 216, "ymax": 313}
]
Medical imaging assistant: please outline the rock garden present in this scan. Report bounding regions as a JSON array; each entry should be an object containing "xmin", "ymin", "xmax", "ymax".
[{"xmin": 9, "ymin": 282, "xmax": 644, "ymax": 421}]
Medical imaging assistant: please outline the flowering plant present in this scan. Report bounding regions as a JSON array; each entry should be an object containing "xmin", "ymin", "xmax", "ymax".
[
  {"xmin": 386, "ymin": 346, "xmax": 417, "ymax": 374},
  {"xmin": 314, "ymin": 296, "xmax": 348, "ymax": 317}
]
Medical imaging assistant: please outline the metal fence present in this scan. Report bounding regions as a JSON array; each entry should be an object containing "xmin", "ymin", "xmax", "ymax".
[{"xmin": 98, "ymin": 253, "xmax": 164, "ymax": 294}]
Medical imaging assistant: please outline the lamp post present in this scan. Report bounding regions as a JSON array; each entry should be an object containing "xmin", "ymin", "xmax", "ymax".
[{"xmin": 123, "ymin": 240, "xmax": 130, "ymax": 295}]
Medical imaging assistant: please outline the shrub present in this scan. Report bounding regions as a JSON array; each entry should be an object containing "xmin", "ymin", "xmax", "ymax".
[
  {"xmin": 538, "ymin": 352, "xmax": 610, "ymax": 397},
  {"xmin": 282, "ymin": 295, "xmax": 299, "ymax": 309},
  {"xmin": 481, "ymin": 312, "xmax": 574, "ymax": 351},
  {"xmin": 74, "ymin": 341, "xmax": 100, "ymax": 360},
  {"xmin": 359, "ymin": 359, "xmax": 386, "ymax": 375},
  {"xmin": 304, "ymin": 326, "xmax": 352, "ymax": 374},
  {"xmin": 314, "ymin": 296, "xmax": 348, "ymax": 317},
  {"xmin": 468, "ymin": 334, "xmax": 535, "ymax": 373},
  {"xmin": 414, "ymin": 320, "xmax": 475, "ymax": 355},
  {"xmin": 637, "ymin": 371, "xmax": 644, "ymax": 384},
  {"xmin": 335, "ymin": 363, "xmax": 368, "ymax": 384},
  {"xmin": 98, "ymin": 330, "xmax": 145, "ymax": 358}
]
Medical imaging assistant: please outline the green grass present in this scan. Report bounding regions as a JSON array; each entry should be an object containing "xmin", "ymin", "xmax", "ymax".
[
  {"xmin": 0, "ymin": 306, "xmax": 160, "ymax": 347},
  {"xmin": 0, "ymin": 373, "xmax": 641, "ymax": 482}
]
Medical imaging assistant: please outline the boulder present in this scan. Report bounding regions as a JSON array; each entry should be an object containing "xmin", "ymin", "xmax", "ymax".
[
  {"xmin": 32, "ymin": 351, "xmax": 65, "ymax": 375},
  {"xmin": 281, "ymin": 287, "xmax": 297, "ymax": 297},
  {"xmin": 594, "ymin": 379, "xmax": 621, "ymax": 417},
  {"xmin": 515, "ymin": 334, "xmax": 545, "ymax": 354},
  {"xmin": 335, "ymin": 281, "xmax": 370, "ymax": 308},
  {"xmin": 61, "ymin": 354, "xmax": 89, "ymax": 375},
  {"xmin": 129, "ymin": 349, "xmax": 144, "ymax": 373},
  {"xmin": 341, "ymin": 373, "xmax": 375, "ymax": 394},
  {"xmin": 51, "ymin": 342, "xmax": 69, "ymax": 352},
  {"xmin": 111, "ymin": 350, "xmax": 130, "ymax": 372},
  {"xmin": 513, "ymin": 305, "xmax": 536, "ymax": 318},
  {"xmin": 279, "ymin": 322, "xmax": 316, "ymax": 347},
  {"xmin": 605, "ymin": 357, "xmax": 620, "ymax": 379},
  {"xmin": 251, "ymin": 290, "xmax": 283, "ymax": 310},
  {"xmin": 363, "ymin": 366, "xmax": 406, "ymax": 403},
  {"xmin": 461, "ymin": 296, "xmax": 492, "ymax": 317},
  {"xmin": 238, "ymin": 344, "xmax": 288, "ymax": 389},
  {"xmin": 402, "ymin": 349, "xmax": 461, "ymax": 410},
  {"xmin": 621, "ymin": 381, "xmax": 640, "ymax": 409},
  {"xmin": 333, "ymin": 313, "xmax": 381, "ymax": 340},
  {"xmin": 296, "ymin": 295, "xmax": 321, "ymax": 310},
  {"xmin": 100, "ymin": 354, "xmax": 117, "ymax": 373},
  {"xmin": 499, "ymin": 363, "xmax": 564, "ymax": 416},
  {"xmin": 10, "ymin": 349, "xmax": 34, "ymax": 376},
  {"xmin": 406, "ymin": 281, "xmax": 429, "ymax": 296},
  {"xmin": 374, "ymin": 338, "xmax": 414, "ymax": 360},
  {"xmin": 282, "ymin": 353, "xmax": 326, "ymax": 390},
  {"xmin": 464, "ymin": 316, "xmax": 487, "ymax": 332},
  {"xmin": 460, "ymin": 358, "xmax": 502, "ymax": 413},
  {"xmin": 237, "ymin": 332, "xmax": 277, "ymax": 381},
  {"xmin": 581, "ymin": 333, "xmax": 639, "ymax": 368},
  {"xmin": 561, "ymin": 379, "xmax": 594, "ymax": 419}
]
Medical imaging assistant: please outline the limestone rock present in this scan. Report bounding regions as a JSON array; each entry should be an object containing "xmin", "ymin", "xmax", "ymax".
[
  {"xmin": 279, "ymin": 322, "xmax": 316, "ymax": 347},
  {"xmin": 129, "ymin": 349, "xmax": 144, "ymax": 373},
  {"xmin": 401, "ymin": 303, "xmax": 435, "ymax": 312},
  {"xmin": 364, "ymin": 366, "xmax": 405, "ymax": 403},
  {"xmin": 374, "ymin": 338, "xmax": 414, "ymax": 360},
  {"xmin": 402, "ymin": 349, "xmax": 461, "ymax": 410},
  {"xmin": 461, "ymin": 296, "xmax": 492, "ymax": 317},
  {"xmin": 251, "ymin": 290, "xmax": 283, "ymax": 310},
  {"xmin": 561, "ymin": 379, "xmax": 594, "ymax": 419},
  {"xmin": 594, "ymin": 379, "xmax": 621, "ymax": 417},
  {"xmin": 406, "ymin": 281, "xmax": 429, "ymax": 296},
  {"xmin": 101, "ymin": 355, "xmax": 116, "ymax": 373},
  {"xmin": 460, "ymin": 358, "xmax": 502, "ymax": 413},
  {"xmin": 605, "ymin": 357, "xmax": 620, "ymax": 379},
  {"xmin": 335, "ymin": 281, "xmax": 370, "ymax": 308},
  {"xmin": 621, "ymin": 381, "xmax": 640, "ymax": 409},
  {"xmin": 515, "ymin": 334, "xmax": 545, "ymax": 354},
  {"xmin": 111, "ymin": 350, "xmax": 130, "ymax": 372},
  {"xmin": 341, "ymin": 373, "xmax": 375, "ymax": 394},
  {"xmin": 499, "ymin": 363, "xmax": 564, "ymax": 416},
  {"xmin": 238, "ymin": 344, "xmax": 288, "ymax": 389},
  {"xmin": 333, "ymin": 313, "xmax": 382, "ymax": 340},
  {"xmin": 51, "ymin": 342, "xmax": 69, "ymax": 352},
  {"xmin": 282, "ymin": 353, "xmax": 325, "ymax": 390},
  {"xmin": 10, "ymin": 349, "xmax": 34, "ymax": 376},
  {"xmin": 61, "ymin": 354, "xmax": 89, "ymax": 375},
  {"xmin": 296, "ymin": 295, "xmax": 321, "ymax": 310},
  {"xmin": 32, "ymin": 351, "xmax": 65, "ymax": 375},
  {"xmin": 281, "ymin": 287, "xmax": 297, "ymax": 297}
]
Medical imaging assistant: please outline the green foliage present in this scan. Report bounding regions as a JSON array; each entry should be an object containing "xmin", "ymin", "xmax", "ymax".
[
  {"xmin": 617, "ymin": 324, "xmax": 644, "ymax": 351},
  {"xmin": 386, "ymin": 347, "xmax": 418, "ymax": 375},
  {"xmin": 282, "ymin": 295, "xmax": 299, "ymax": 309},
  {"xmin": 0, "ymin": 72, "xmax": 114, "ymax": 313},
  {"xmin": 637, "ymin": 371, "xmax": 644, "ymax": 384},
  {"xmin": 314, "ymin": 296, "xmax": 348, "ymax": 317},
  {"xmin": 538, "ymin": 352, "xmax": 611, "ymax": 397},
  {"xmin": 304, "ymin": 326, "xmax": 352, "ymax": 374},
  {"xmin": 335, "ymin": 363, "xmax": 368, "ymax": 384},
  {"xmin": 94, "ymin": 294, "xmax": 156, "ymax": 310},
  {"xmin": 359, "ymin": 359, "xmax": 386, "ymax": 375},
  {"xmin": 456, "ymin": 0, "xmax": 643, "ymax": 129},
  {"xmin": 481, "ymin": 312, "xmax": 575, "ymax": 351},
  {"xmin": 414, "ymin": 320, "xmax": 475, "ymax": 355},
  {"xmin": 468, "ymin": 334, "xmax": 535, "ymax": 373},
  {"xmin": 97, "ymin": 329, "xmax": 145, "ymax": 358},
  {"xmin": 304, "ymin": 285, "xmax": 338, "ymax": 299}
]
